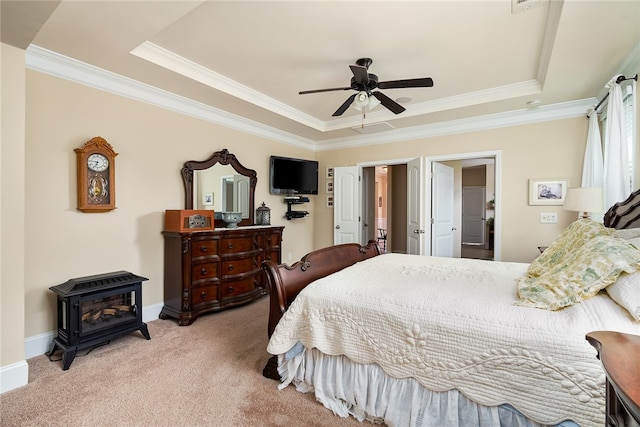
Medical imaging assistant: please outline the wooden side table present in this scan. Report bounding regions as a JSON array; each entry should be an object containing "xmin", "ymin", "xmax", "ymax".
[{"xmin": 586, "ymin": 331, "xmax": 640, "ymax": 426}]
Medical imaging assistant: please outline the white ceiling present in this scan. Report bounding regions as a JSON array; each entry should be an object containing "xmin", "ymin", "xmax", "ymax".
[{"xmin": 2, "ymin": 1, "xmax": 639, "ymax": 150}]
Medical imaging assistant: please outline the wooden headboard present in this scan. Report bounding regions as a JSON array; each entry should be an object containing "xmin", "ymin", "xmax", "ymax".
[
  {"xmin": 603, "ymin": 188, "xmax": 640, "ymax": 229},
  {"xmin": 261, "ymin": 240, "xmax": 381, "ymax": 379}
]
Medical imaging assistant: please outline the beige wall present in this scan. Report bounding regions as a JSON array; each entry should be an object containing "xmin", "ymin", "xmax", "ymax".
[
  {"xmin": 23, "ymin": 70, "xmax": 316, "ymax": 338},
  {"xmin": 314, "ymin": 118, "xmax": 590, "ymax": 263},
  {"xmin": 1, "ymin": 44, "xmax": 27, "ymax": 370}
]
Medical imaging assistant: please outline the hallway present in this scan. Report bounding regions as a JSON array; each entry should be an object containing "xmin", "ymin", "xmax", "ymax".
[{"xmin": 461, "ymin": 244, "xmax": 494, "ymax": 261}]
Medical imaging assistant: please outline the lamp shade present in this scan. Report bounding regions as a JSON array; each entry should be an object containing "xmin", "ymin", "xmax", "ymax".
[
  {"xmin": 352, "ymin": 92, "xmax": 381, "ymax": 112},
  {"xmin": 353, "ymin": 92, "xmax": 369, "ymax": 110},
  {"xmin": 563, "ymin": 187, "xmax": 604, "ymax": 218}
]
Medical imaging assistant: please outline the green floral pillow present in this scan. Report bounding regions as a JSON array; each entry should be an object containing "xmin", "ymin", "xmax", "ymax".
[
  {"xmin": 516, "ymin": 233, "xmax": 640, "ymax": 310},
  {"xmin": 527, "ymin": 219, "xmax": 615, "ymax": 277}
]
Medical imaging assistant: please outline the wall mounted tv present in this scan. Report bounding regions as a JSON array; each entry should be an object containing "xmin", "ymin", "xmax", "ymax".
[{"xmin": 269, "ymin": 155, "xmax": 319, "ymax": 195}]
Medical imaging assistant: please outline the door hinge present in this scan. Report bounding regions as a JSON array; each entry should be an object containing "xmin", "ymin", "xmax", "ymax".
[{"xmin": 430, "ymin": 218, "xmax": 435, "ymax": 224}]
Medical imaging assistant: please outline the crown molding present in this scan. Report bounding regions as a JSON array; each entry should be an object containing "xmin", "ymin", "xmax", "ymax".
[
  {"xmin": 313, "ymin": 98, "xmax": 595, "ymax": 151},
  {"xmin": 26, "ymin": 44, "xmax": 593, "ymax": 153},
  {"xmin": 25, "ymin": 45, "xmax": 315, "ymax": 150},
  {"xmin": 130, "ymin": 41, "xmax": 327, "ymax": 131}
]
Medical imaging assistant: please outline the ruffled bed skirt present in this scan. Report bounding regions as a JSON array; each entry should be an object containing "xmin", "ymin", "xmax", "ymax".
[{"xmin": 277, "ymin": 343, "xmax": 579, "ymax": 427}]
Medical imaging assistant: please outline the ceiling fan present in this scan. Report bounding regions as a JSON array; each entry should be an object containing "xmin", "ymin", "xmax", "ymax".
[{"xmin": 299, "ymin": 58, "xmax": 434, "ymax": 117}]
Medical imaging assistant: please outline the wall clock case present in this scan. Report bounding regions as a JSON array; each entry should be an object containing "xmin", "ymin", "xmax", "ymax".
[{"xmin": 75, "ymin": 136, "xmax": 118, "ymax": 212}]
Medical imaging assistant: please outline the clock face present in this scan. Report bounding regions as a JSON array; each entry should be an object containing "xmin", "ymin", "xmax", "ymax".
[{"xmin": 87, "ymin": 153, "xmax": 109, "ymax": 172}]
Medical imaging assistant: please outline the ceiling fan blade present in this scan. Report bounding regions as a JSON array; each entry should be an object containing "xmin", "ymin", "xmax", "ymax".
[
  {"xmin": 372, "ymin": 91, "xmax": 406, "ymax": 114},
  {"xmin": 332, "ymin": 94, "xmax": 357, "ymax": 117},
  {"xmin": 377, "ymin": 77, "xmax": 434, "ymax": 89},
  {"xmin": 349, "ymin": 64, "xmax": 370, "ymax": 85},
  {"xmin": 299, "ymin": 86, "xmax": 352, "ymax": 95}
]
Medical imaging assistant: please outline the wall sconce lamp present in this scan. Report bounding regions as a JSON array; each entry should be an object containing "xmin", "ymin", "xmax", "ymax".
[{"xmin": 563, "ymin": 187, "xmax": 604, "ymax": 219}]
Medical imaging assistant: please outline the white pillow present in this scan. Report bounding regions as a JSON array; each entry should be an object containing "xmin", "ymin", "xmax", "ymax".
[
  {"xmin": 627, "ymin": 237, "xmax": 640, "ymax": 248},
  {"xmin": 615, "ymin": 228, "xmax": 640, "ymax": 240},
  {"xmin": 607, "ymin": 271, "xmax": 640, "ymax": 321}
]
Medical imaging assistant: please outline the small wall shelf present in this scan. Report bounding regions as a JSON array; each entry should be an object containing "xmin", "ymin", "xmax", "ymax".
[{"xmin": 284, "ymin": 196, "xmax": 309, "ymax": 220}]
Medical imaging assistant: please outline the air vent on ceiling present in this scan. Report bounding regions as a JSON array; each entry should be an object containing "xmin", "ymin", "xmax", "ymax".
[
  {"xmin": 512, "ymin": 0, "xmax": 541, "ymax": 14},
  {"xmin": 351, "ymin": 122, "xmax": 395, "ymax": 134}
]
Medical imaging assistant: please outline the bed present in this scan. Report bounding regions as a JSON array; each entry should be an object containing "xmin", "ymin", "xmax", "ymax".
[{"xmin": 262, "ymin": 192, "xmax": 640, "ymax": 427}]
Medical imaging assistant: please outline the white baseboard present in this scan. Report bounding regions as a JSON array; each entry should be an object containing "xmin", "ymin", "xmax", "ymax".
[
  {"xmin": 1, "ymin": 302, "xmax": 164, "ymax": 394},
  {"xmin": 23, "ymin": 302, "xmax": 164, "ymax": 359},
  {"xmin": 24, "ymin": 331, "xmax": 55, "ymax": 359},
  {"xmin": 0, "ymin": 360, "xmax": 29, "ymax": 394}
]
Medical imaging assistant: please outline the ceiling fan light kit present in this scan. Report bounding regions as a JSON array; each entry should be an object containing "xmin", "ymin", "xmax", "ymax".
[
  {"xmin": 299, "ymin": 57, "xmax": 434, "ymax": 117},
  {"xmin": 352, "ymin": 91, "xmax": 381, "ymax": 112}
]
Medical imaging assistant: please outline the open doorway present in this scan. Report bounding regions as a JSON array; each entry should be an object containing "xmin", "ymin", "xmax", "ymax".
[
  {"xmin": 354, "ymin": 151, "xmax": 500, "ymax": 259},
  {"xmin": 460, "ymin": 159, "xmax": 495, "ymax": 260},
  {"xmin": 362, "ymin": 164, "xmax": 407, "ymax": 253}
]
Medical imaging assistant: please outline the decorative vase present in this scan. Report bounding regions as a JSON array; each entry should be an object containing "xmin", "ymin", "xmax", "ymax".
[{"xmin": 221, "ymin": 212, "xmax": 242, "ymax": 228}]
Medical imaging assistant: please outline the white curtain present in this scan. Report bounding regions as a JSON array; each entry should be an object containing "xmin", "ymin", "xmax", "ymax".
[
  {"xmin": 582, "ymin": 111, "xmax": 604, "ymax": 219},
  {"xmin": 582, "ymin": 113, "xmax": 604, "ymax": 187},
  {"xmin": 603, "ymin": 75, "xmax": 631, "ymax": 208}
]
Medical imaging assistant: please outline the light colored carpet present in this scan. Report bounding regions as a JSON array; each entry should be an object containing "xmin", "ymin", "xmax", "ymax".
[{"xmin": 0, "ymin": 297, "xmax": 361, "ymax": 426}]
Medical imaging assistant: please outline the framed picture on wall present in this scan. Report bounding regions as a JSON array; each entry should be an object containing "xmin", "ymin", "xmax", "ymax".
[
  {"xmin": 203, "ymin": 193, "xmax": 213, "ymax": 206},
  {"xmin": 326, "ymin": 167, "xmax": 334, "ymax": 178},
  {"xmin": 326, "ymin": 180, "xmax": 333, "ymax": 193},
  {"xmin": 528, "ymin": 179, "xmax": 569, "ymax": 205}
]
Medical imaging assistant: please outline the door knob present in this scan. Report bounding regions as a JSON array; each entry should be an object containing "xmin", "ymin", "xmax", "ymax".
[
  {"xmin": 335, "ymin": 225, "xmax": 341, "ymax": 229},
  {"xmin": 452, "ymin": 227, "xmax": 457, "ymax": 231}
]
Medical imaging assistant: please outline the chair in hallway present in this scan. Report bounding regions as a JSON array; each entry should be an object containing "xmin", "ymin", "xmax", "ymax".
[{"xmin": 377, "ymin": 228, "xmax": 387, "ymax": 252}]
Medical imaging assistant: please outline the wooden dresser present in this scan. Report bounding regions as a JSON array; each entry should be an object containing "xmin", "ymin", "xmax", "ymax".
[{"xmin": 160, "ymin": 225, "xmax": 284, "ymax": 325}]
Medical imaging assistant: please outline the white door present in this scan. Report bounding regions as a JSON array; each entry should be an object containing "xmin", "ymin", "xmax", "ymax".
[
  {"xmin": 334, "ymin": 166, "xmax": 361, "ymax": 244},
  {"xmin": 462, "ymin": 187, "xmax": 486, "ymax": 244},
  {"xmin": 406, "ymin": 158, "xmax": 425, "ymax": 255},
  {"xmin": 431, "ymin": 162, "xmax": 455, "ymax": 257},
  {"xmin": 234, "ymin": 174, "xmax": 250, "ymax": 218}
]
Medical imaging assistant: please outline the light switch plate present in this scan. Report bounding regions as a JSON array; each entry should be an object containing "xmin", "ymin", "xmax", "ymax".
[{"xmin": 540, "ymin": 213, "xmax": 558, "ymax": 223}]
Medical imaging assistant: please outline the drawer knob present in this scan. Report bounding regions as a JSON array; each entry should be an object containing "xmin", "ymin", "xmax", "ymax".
[
  {"xmin": 200, "ymin": 245, "xmax": 208, "ymax": 252},
  {"xmin": 228, "ymin": 243, "xmax": 234, "ymax": 249},
  {"xmin": 227, "ymin": 286, "xmax": 234, "ymax": 293},
  {"xmin": 228, "ymin": 264, "xmax": 234, "ymax": 271},
  {"xmin": 200, "ymin": 268, "xmax": 208, "ymax": 275},
  {"xmin": 200, "ymin": 291, "xmax": 207, "ymax": 298}
]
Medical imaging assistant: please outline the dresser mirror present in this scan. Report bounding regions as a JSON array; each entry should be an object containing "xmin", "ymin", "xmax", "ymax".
[{"xmin": 182, "ymin": 149, "xmax": 257, "ymax": 227}]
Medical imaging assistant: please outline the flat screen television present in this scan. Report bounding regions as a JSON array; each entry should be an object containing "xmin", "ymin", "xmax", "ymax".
[{"xmin": 269, "ymin": 155, "xmax": 319, "ymax": 195}]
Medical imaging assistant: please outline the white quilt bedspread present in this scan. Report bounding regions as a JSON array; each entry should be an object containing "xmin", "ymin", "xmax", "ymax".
[{"xmin": 267, "ymin": 253, "xmax": 640, "ymax": 427}]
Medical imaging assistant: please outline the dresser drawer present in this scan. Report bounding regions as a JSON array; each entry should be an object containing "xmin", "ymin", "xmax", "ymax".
[
  {"xmin": 264, "ymin": 233, "xmax": 282, "ymax": 247},
  {"xmin": 191, "ymin": 262, "xmax": 218, "ymax": 281},
  {"xmin": 221, "ymin": 257, "xmax": 259, "ymax": 277},
  {"xmin": 221, "ymin": 276, "xmax": 258, "ymax": 300},
  {"xmin": 221, "ymin": 236, "xmax": 258, "ymax": 254},
  {"xmin": 191, "ymin": 239, "xmax": 218, "ymax": 257},
  {"xmin": 192, "ymin": 285, "xmax": 219, "ymax": 305},
  {"xmin": 262, "ymin": 249, "xmax": 280, "ymax": 264}
]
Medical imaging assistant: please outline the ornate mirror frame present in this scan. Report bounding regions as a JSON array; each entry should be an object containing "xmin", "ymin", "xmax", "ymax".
[{"xmin": 182, "ymin": 149, "xmax": 257, "ymax": 227}]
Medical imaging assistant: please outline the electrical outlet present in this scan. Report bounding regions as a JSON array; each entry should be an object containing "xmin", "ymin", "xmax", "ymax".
[{"xmin": 540, "ymin": 213, "xmax": 558, "ymax": 223}]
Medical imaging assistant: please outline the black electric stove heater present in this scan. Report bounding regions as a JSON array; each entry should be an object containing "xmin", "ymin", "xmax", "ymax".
[{"xmin": 47, "ymin": 271, "xmax": 150, "ymax": 370}]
